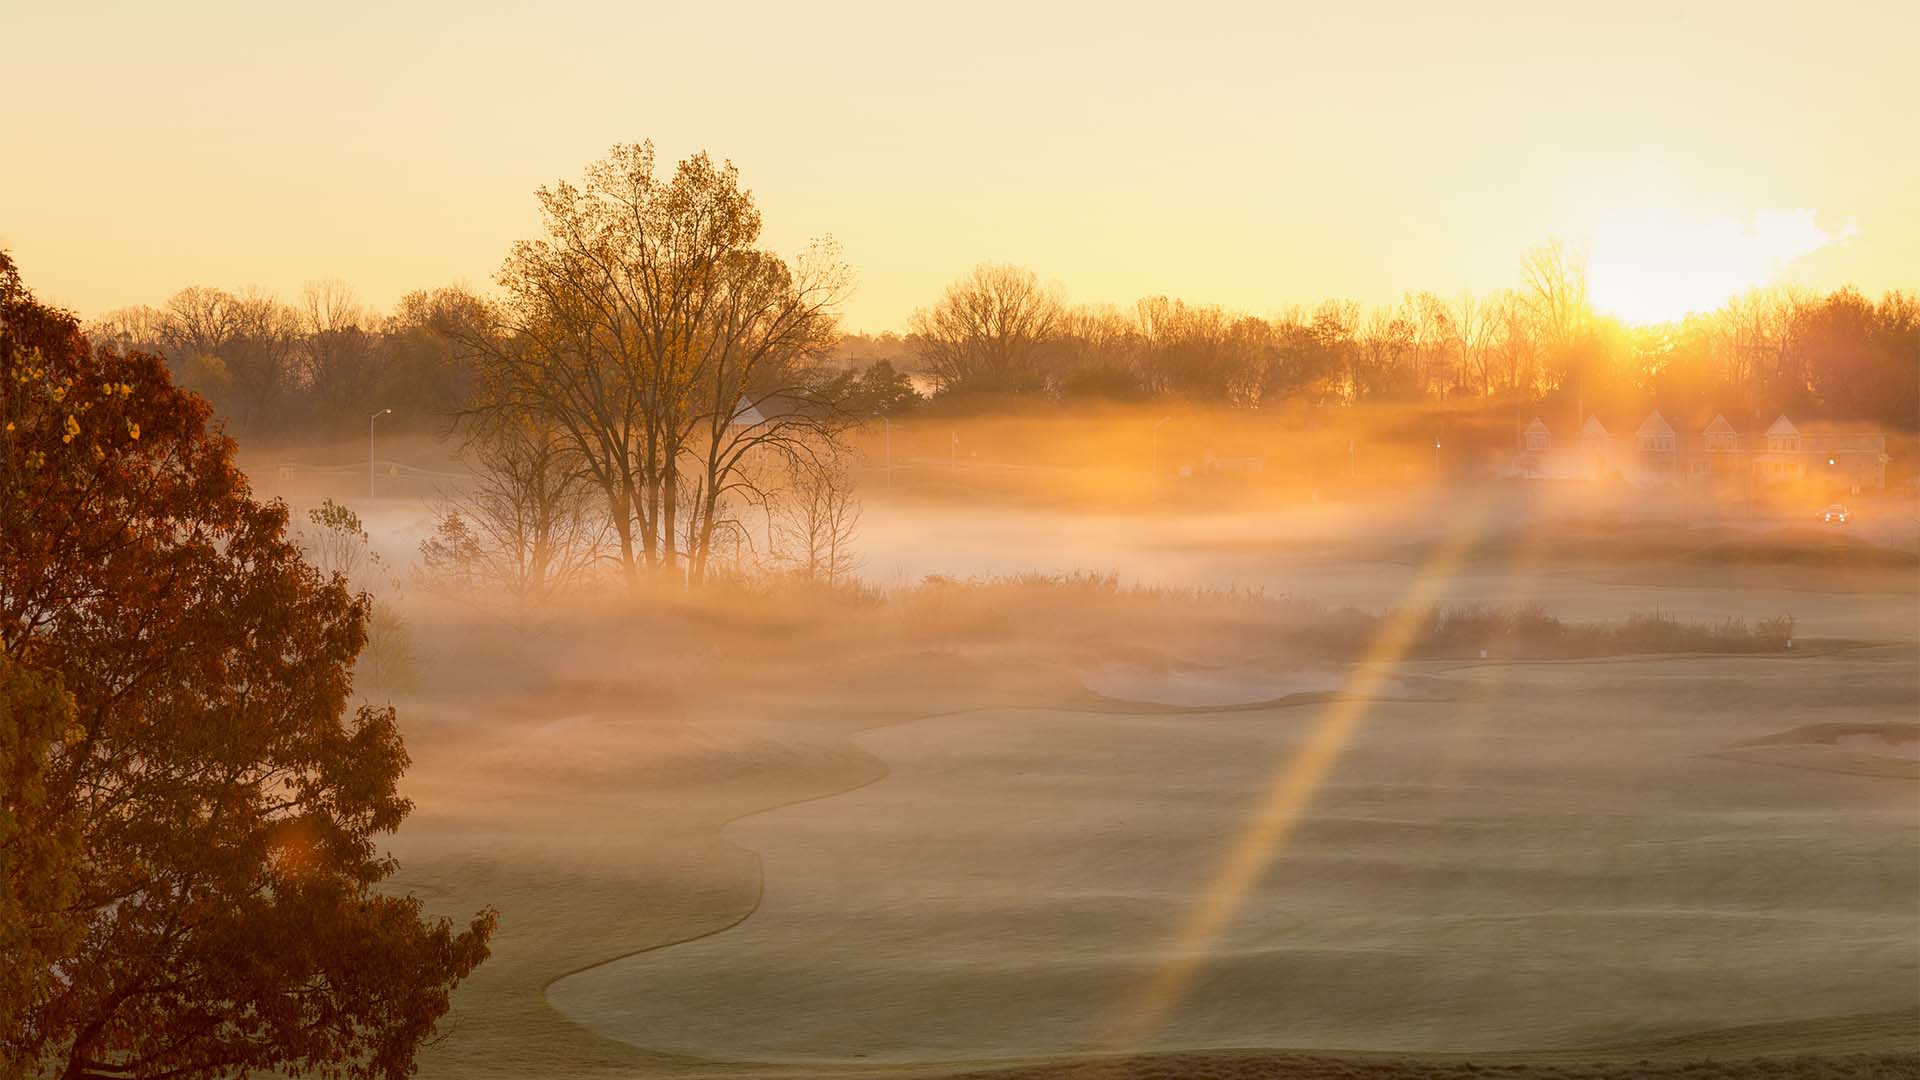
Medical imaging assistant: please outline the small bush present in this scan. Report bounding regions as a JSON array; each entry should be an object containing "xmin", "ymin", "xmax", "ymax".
[
  {"xmin": 1408, "ymin": 605, "xmax": 1792, "ymax": 659},
  {"xmin": 627, "ymin": 570, "xmax": 1796, "ymax": 662}
]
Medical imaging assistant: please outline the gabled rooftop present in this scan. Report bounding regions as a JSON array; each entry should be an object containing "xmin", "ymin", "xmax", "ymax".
[{"xmin": 730, "ymin": 397, "xmax": 768, "ymax": 427}]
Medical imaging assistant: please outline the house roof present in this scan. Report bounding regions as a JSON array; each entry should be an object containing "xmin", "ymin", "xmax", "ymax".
[
  {"xmin": 1581, "ymin": 416, "xmax": 1609, "ymax": 437},
  {"xmin": 730, "ymin": 397, "xmax": 767, "ymax": 427},
  {"xmin": 1703, "ymin": 413, "xmax": 1737, "ymax": 435},
  {"xmin": 1637, "ymin": 410, "xmax": 1675, "ymax": 437},
  {"xmin": 1524, "ymin": 417, "xmax": 1550, "ymax": 434},
  {"xmin": 1767, "ymin": 414, "xmax": 1800, "ymax": 436}
]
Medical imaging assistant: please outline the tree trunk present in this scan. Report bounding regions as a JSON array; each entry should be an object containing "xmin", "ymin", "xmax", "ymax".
[
  {"xmin": 690, "ymin": 479, "xmax": 721, "ymax": 588},
  {"xmin": 660, "ymin": 440, "xmax": 681, "ymax": 580},
  {"xmin": 608, "ymin": 484, "xmax": 638, "ymax": 593}
]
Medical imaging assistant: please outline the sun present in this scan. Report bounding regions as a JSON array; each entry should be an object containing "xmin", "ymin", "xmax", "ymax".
[{"xmin": 1583, "ymin": 205, "xmax": 1850, "ymax": 326}]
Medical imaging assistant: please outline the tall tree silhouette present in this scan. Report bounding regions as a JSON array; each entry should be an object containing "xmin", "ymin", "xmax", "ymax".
[{"xmin": 0, "ymin": 253, "xmax": 493, "ymax": 1080}]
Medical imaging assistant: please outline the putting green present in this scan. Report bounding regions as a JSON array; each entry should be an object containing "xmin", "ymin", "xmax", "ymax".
[{"xmin": 546, "ymin": 650, "xmax": 1918, "ymax": 1066}]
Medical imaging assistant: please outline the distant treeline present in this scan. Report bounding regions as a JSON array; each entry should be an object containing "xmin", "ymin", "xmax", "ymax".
[
  {"xmin": 83, "ymin": 281, "xmax": 475, "ymax": 440},
  {"xmin": 77, "ymin": 278, "xmax": 920, "ymax": 442},
  {"xmin": 78, "ymin": 250, "xmax": 1918, "ymax": 441},
  {"xmin": 842, "ymin": 253, "xmax": 1918, "ymax": 431}
]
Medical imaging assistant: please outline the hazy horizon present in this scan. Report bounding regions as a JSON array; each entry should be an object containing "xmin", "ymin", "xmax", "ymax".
[
  {"xmin": 5, "ymin": 13, "xmax": 1917, "ymax": 1064},
  {"xmin": 4, "ymin": 0, "xmax": 1916, "ymax": 331}
]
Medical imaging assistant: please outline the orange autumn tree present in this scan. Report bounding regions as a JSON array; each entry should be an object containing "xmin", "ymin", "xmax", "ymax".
[
  {"xmin": 0, "ymin": 252, "xmax": 494, "ymax": 1080},
  {"xmin": 0, "ymin": 655, "xmax": 83, "ymax": 1058}
]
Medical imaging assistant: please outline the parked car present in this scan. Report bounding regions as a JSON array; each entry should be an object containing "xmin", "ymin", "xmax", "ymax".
[{"xmin": 1817, "ymin": 503, "xmax": 1850, "ymax": 524}]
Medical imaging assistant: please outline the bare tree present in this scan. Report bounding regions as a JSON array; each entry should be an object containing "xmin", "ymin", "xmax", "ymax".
[
  {"xmin": 1136, "ymin": 296, "xmax": 1237, "ymax": 399},
  {"xmin": 1721, "ymin": 285, "xmax": 1810, "ymax": 419},
  {"xmin": 1521, "ymin": 238, "xmax": 1596, "ymax": 417},
  {"xmin": 159, "ymin": 285, "xmax": 242, "ymax": 360},
  {"xmin": 1357, "ymin": 305, "xmax": 1416, "ymax": 399},
  {"xmin": 421, "ymin": 419, "xmax": 608, "ymax": 605},
  {"xmin": 1486, "ymin": 290, "xmax": 1542, "ymax": 397},
  {"xmin": 299, "ymin": 279, "xmax": 382, "ymax": 420},
  {"xmin": 224, "ymin": 289, "xmax": 300, "ymax": 431},
  {"xmin": 91, "ymin": 289, "xmax": 296, "ymax": 433},
  {"xmin": 85, "ymin": 304, "xmax": 168, "ymax": 358},
  {"xmin": 777, "ymin": 449, "xmax": 862, "ymax": 588},
  {"xmin": 456, "ymin": 143, "xmax": 693, "ymax": 586},
  {"xmin": 149, "ymin": 286, "xmax": 245, "ymax": 405},
  {"xmin": 1520, "ymin": 237, "xmax": 1591, "ymax": 355},
  {"xmin": 1452, "ymin": 291, "xmax": 1494, "ymax": 397},
  {"xmin": 681, "ymin": 244, "xmax": 852, "ymax": 586},
  {"xmin": 459, "ymin": 142, "xmax": 853, "ymax": 591},
  {"xmin": 1054, "ymin": 303, "xmax": 1146, "ymax": 394},
  {"xmin": 1224, "ymin": 314, "xmax": 1276, "ymax": 406},
  {"xmin": 1310, "ymin": 300, "xmax": 1361, "ymax": 404},
  {"xmin": 910, "ymin": 264, "xmax": 1063, "ymax": 395},
  {"xmin": 1405, "ymin": 291, "xmax": 1456, "ymax": 397}
]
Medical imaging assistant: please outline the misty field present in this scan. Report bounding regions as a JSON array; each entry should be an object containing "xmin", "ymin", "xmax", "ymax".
[
  {"xmin": 546, "ymin": 653, "xmax": 1917, "ymax": 1066},
  {"xmin": 12, "ymin": 8, "xmax": 1920, "ymax": 1072},
  {"xmin": 328, "ymin": 490, "xmax": 1920, "ymax": 1080}
]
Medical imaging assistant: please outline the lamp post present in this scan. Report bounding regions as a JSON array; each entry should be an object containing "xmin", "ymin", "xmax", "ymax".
[
  {"xmin": 1151, "ymin": 416, "xmax": 1172, "ymax": 503},
  {"xmin": 884, "ymin": 417, "xmax": 892, "ymax": 490},
  {"xmin": 369, "ymin": 408, "xmax": 391, "ymax": 499},
  {"xmin": 1433, "ymin": 434, "xmax": 1442, "ymax": 477}
]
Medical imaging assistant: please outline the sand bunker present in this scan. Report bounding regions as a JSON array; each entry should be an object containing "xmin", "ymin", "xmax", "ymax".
[
  {"xmin": 547, "ymin": 678, "xmax": 1918, "ymax": 1066},
  {"xmin": 1721, "ymin": 723, "xmax": 1920, "ymax": 779},
  {"xmin": 1080, "ymin": 660, "xmax": 1344, "ymax": 706},
  {"xmin": 1834, "ymin": 730, "xmax": 1920, "ymax": 761}
]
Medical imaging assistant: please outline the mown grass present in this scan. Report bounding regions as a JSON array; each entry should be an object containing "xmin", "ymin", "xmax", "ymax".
[
  {"xmin": 407, "ymin": 572, "xmax": 1798, "ymax": 703},
  {"xmin": 955, "ymin": 1049, "xmax": 1920, "ymax": 1080},
  {"xmin": 386, "ymin": 573, "xmax": 1903, "ymax": 1080}
]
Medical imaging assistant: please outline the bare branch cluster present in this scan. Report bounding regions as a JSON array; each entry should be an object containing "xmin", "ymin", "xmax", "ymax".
[{"xmin": 447, "ymin": 142, "xmax": 859, "ymax": 591}]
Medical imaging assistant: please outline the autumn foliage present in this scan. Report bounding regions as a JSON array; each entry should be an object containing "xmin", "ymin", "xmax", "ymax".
[{"xmin": 0, "ymin": 252, "xmax": 494, "ymax": 1079}]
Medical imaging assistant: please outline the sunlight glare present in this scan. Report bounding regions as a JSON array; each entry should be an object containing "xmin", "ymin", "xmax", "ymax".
[{"xmin": 1585, "ymin": 207, "xmax": 1853, "ymax": 325}]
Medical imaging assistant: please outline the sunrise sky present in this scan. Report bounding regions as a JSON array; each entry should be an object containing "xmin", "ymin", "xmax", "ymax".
[{"xmin": 2, "ymin": 0, "xmax": 1913, "ymax": 330}]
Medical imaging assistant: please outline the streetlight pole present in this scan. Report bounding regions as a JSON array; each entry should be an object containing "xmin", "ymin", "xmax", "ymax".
[
  {"xmin": 1680, "ymin": 437, "xmax": 1690, "ymax": 529},
  {"xmin": 884, "ymin": 417, "xmax": 892, "ymax": 490},
  {"xmin": 1152, "ymin": 416, "xmax": 1172, "ymax": 503},
  {"xmin": 369, "ymin": 408, "xmax": 391, "ymax": 499},
  {"xmin": 1433, "ymin": 434, "xmax": 1441, "ymax": 478}
]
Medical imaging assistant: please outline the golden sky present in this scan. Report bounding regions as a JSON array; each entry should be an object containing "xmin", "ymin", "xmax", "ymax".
[{"xmin": 2, "ymin": 0, "xmax": 1913, "ymax": 330}]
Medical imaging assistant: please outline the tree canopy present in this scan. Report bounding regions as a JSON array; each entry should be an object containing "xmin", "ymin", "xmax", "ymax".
[
  {"xmin": 1, "ymin": 252, "xmax": 494, "ymax": 1080},
  {"xmin": 455, "ymin": 142, "xmax": 854, "ymax": 588}
]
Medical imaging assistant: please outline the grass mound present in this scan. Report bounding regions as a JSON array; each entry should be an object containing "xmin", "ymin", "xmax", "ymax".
[{"xmin": 1681, "ymin": 529, "xmax": 1919, "ymax": 569}]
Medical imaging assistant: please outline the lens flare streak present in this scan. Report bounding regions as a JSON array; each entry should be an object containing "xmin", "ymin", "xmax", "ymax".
[{"xmin": 1104, "ymin": 501, "xmax": 1491, "ymax": 1049}]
